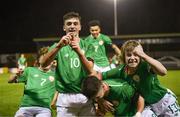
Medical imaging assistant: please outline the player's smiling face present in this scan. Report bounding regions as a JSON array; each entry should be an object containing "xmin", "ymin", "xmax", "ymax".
[
  {"xmin": 125, "ymin": 50, "xmax": 140, "ymax": 68},
  {"xmin": 63, "ymin": 18, "xmax": 81, "ymax": 37},
  {"xmin": 90, "ymin": 26, "xmax": 100, "ymax": 38}
]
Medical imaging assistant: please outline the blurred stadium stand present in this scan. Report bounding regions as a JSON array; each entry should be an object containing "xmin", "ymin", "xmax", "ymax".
[
  {"xmin": 33, "ymin": 33, "xmax": 180, "ymax": 70},
  {"xmin": 0, "ymin": 33, "xmax": 180, "ymax": 71}
]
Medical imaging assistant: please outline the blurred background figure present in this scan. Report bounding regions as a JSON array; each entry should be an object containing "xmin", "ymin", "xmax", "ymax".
[
  {"xmin": 85, "ymin": 20, "xmax": 120, "ymax": 72},
  {"xmin": 17, "ymin": 54, "xmax": 27, "ymax": 71}
]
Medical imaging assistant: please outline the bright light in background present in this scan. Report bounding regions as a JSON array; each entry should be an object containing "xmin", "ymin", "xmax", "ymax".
[
  {"xmin": 114, "ymin": 0, "xmax": 118, "ymax": 35},
  {"xmin": 104, "ymin": 0, "xmax": 124, "ymax": 35}
]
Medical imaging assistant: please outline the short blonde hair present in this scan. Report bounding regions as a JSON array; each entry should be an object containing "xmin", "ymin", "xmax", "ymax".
[{"xmin": 121, "ymin": 40, "xmax": 141, "ymax": 63}]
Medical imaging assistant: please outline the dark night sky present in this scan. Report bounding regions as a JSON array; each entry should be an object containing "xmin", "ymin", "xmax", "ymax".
[{"xmin": 0, "ymin": 0, "xmax": 180, "ymax": 53}]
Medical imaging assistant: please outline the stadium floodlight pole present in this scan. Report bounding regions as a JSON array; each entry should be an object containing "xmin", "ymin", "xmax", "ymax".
[{"xmin": 114, "ymin": 0, "xmax": 118, "ymax": 36}]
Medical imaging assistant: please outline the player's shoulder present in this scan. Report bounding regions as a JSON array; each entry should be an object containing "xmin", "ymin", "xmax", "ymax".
[
  {"xmin": 84, "ymin": 35, "xmax": 92, "ymax": 42},
  {"xmin": 100, "ymin": 33, "xmax": 110, "ymax": 38},
  {"xmin": 25, "ymin": 67, "xmax": 38, "ymax": 71}
]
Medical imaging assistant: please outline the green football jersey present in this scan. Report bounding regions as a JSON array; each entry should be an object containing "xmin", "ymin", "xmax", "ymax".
[
  {"xmin": 85, "ymin": 34, "xmax": 112, "ymax": 67},
  {"xmin": 104, "ymin": 79, "xmax": 136, "ymax": 116},
  {"xmin": 50, "ymin": 39, "xmax": 92, "ymax": 93},
  {"xmin": 18, "ymin": 67, "xmax": 55, "ymax": 108},
  {"xmin": 102, "ymin": 61, "xmax": 167, "ymax": 104}
]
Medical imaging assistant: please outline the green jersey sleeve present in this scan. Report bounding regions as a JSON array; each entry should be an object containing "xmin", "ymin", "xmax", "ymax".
[
  {"xmin": 101, "ymin": 34, "xmax": 112, "ymax": 45},
  {"xmin": 49, "ymin": 43, "xmax": 58, "ymax": 60},
  {"xmin": 102, "ymin": 64, "xmax": 125, "ymax": 80}
]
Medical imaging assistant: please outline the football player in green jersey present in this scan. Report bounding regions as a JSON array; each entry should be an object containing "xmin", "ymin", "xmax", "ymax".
[
  {"xmin": 17, "ymin": 54, "xmax": 27, "ymax": 70},
  {"xmin": 85, "ymin": 20, "xmax": 120, "ymax": 72},
  {"xmin": 8, "ymin": 47, "xmax": 56, "ymax": 117},
  {"xmin": 97, "ymin": 40, "xmax": 180, "ymax": 116},
  {"xmin": 82, "ymin": 76, "xmax": 144, "ymax": 117},
  {"xmin": 40, "ymin": 12, "xmax": 96, "ymax": 116}
]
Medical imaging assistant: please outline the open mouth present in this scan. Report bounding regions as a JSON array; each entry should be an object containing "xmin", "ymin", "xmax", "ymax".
[
  {"xmin": 128, "ymin": 59, "xmax": 137, "ymax": 63},
  {"xmin": 69, "ymin": 29, "xmax": 76, "ymax": 32}
]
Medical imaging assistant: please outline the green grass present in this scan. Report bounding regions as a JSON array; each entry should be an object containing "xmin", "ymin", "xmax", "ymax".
[
  {"xmin": 0, "ymin": 73, "xmax": 24, "ymax": 117},
  {"xmin": 158, "ymin": 70, "xmax": 180, "ymax": 102},
  {"xmin": 0, "ymin": 70, "xmax": 180, "ymax": 117}
]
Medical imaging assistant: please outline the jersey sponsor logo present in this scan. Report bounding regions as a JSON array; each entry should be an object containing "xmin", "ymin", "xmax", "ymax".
[
  {"xmin": 34, "ymin": 74, "xmax": 39, "ymax": 77},
  {"xmin": 99, "ymin": 40, "xmax": 104, "ymax": 45},
  {"xmin": 133, "ymin": 75, "xmax": 140, "ymax": 82},
  {"xmin": 49, "ymin": 76, "xmax": 55, "ymax": 82}
]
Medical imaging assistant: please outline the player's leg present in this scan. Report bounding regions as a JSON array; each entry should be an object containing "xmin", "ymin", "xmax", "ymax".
[
  {"xmin": 35, "ymin": 107, "xmax": 51, "ymax": 117},
  {"xmin": 151, "ymin": 91, "xmax": 180, "ymax": 116},
  {"xmin": 57, "ymin": 106, "xmax": 78, "ymax": 117},
  {"xmin": 56, "ymin": 93, "xmax": 90, "ymax": 117},
  {"xmin": 15, "ymin": 107, "xmax": 34, "ymax": 117},
  {"xmin": 141, "ymin": 106, "xmax": 157, "ymax": 117}
]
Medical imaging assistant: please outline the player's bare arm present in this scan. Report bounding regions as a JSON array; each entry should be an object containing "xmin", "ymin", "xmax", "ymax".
[
  {"xmin": 70, "ymin": 36, "xmax": 94, "ymax": 74},
  {"xmin": 112, "ymin": 44, "xmax": 121, "ymax": 56},
  {"xmin": 133, "ymin": 45, "xmax": 167, "ymax": 76},
  {"xmin": 135, "ymin": 95, "xmax": 144, "ymax": 117}
]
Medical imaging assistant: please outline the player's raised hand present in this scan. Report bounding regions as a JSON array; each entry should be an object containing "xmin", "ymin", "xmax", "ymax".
[
  {"xmin": 133, "ymin": 45, "xmax": 145, "ymax": 58},
  {"xmin": 70, "ymin": 34, "xmax": 81, "ymax": 53},
  {"xmin": 56, "ymin": 33, "xmax": 72, "ymax": 48}
]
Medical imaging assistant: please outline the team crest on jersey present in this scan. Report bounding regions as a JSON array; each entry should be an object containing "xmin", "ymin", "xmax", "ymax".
[
  {"xmin": 99, "ymin": 40, "xmax": 104, "ymax": 45},
  {"xmin": 133, "ymin": 75, "xmax": 140, "ymax": 82},
  {"xmin": 49, "ymin": 76, "xmax": 55, "ymax": 82},
  {"xmin": 34, "ymin": 74, "xmax": 39, "ymax": 77},
  {"xmin": 112, "ymin": 100, "xmax": 119, "ymax": 107}
]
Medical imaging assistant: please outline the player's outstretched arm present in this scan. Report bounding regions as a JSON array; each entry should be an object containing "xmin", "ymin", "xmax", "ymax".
[{"xmin": 134, "ymin": 45, "xmax": 167, "ymax": 76}]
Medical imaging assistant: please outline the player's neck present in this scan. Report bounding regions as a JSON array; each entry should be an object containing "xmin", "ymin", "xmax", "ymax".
[
  {"xmin": 39, "ymin": 66, "xmax": 50, "ymax": 72},
  {"xmin": 125, "ymin": 66, "xmax": 137, "ymax": 75}
]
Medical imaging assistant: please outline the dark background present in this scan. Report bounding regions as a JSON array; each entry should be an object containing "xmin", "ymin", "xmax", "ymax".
[{"xmin": 0, "ymin": 0, "xmax": 180, "ymax": 53}]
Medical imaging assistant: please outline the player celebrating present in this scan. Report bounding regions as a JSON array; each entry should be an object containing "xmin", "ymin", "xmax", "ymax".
[
  {"xmin": 40, "ymin": 12, "xmax": 95, "ymax": 116},
  {"xmin": 85, "ymin": 20, "xmax": 120, "ymax": 72},
  {"xmin": 8, "ymin": 47, "xmax": 56, "ymax": 117},
  {"xmin": 82, "ymin": 76, "xmax": 144, "ymax": 116},
  {"xmin": 95, "ymin": 40, "xmax": 180, "ymax": 116}
]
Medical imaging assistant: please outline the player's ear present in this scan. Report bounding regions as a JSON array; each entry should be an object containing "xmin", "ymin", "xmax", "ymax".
[
  {"xmin": 79, "ymin": 25, "xmax": 82, "ymax": 31},
  {"xmin": 63, "ymin": 25, "xmax": 66, "ymax": 31}
]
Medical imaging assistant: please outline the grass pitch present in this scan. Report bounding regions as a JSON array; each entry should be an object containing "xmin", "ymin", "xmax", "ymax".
[{"xmin": 0, "ymin": 70, "xmax": 180, "ymax": 117}]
